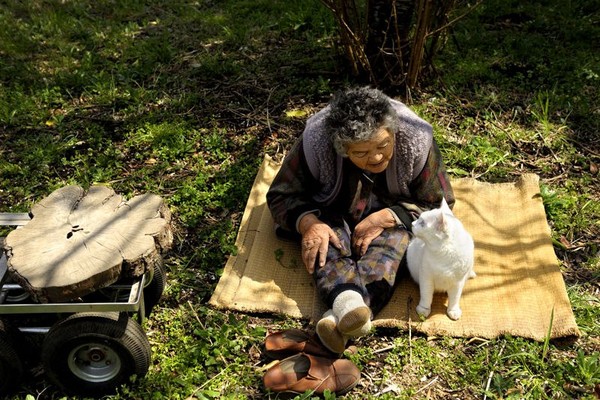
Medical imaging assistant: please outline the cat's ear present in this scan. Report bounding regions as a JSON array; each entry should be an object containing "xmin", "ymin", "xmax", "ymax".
[
  {"xmin": 440, "ymin": 197, "xmax": 451, "ymax": 212},
  {"xmin": 436, "ymin": 211, "xmax": 449, "ymax": 233}
]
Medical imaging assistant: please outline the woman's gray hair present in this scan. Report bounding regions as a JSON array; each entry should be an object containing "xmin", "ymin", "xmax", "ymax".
[{"xmin": 324, "ymin": 86, "xmax": 400, "ymax": 156}]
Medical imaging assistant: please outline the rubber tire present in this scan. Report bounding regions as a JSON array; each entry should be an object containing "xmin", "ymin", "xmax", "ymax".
[
  {"xmin": 143, "ymin": 259, "xmax": 167, "ymax": 317},
  {"xmin": 4, "ymin": 278, "xmax": 30, "ymax": 303},
  {"xmin": 0, "ymin": 319, "xmax": 24, "ymax": 395},
  {"xmin": 41, "ymin": 312, "xmax": 150, "ymax": 397}
]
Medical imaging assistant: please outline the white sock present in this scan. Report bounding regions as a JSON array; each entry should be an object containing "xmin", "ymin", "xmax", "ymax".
[
  {"xmin": 332, "ymin": 290, "xmax": 367, "ymax": 321},
  {"xmin": 332, "ymin": 290, "xmax": 373, "ymax": 335}
]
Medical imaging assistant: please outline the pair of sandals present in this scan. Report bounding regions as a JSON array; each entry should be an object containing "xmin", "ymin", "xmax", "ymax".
[{"xmin": 262, "ymin": 329, "xmax": 361, "ymax": 396}]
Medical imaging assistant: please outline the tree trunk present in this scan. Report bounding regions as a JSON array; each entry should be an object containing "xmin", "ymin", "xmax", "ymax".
[
  {"xmin": 321, "ymin": 0, "xmax": 473, "ymax": 92},
  {"xmin": 366, "ymin": 0, "xmax": 416, "ymax": 85}
]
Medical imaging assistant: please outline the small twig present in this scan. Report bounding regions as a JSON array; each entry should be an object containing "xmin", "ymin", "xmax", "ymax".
[
  {"xmin": 408, "ymin": 296, "xmax": 413, "ymax": 364},
  {"xmin": 256, "ymin": 359, "xmax": 279, "ymax": 373},
  {"xmin": 563, "ymin": 383, "xmax": 593, "ymax": 394},
  {"xmin": 361, "ymin": 369, "xmax": 376, "ymax": 388},
  {"xmin": 265, "ymin": 87, "xmax": 274, "ymax": 134},
  {"xmin": 542, "ymin": 306, "xmax": 555, "ymax": 361},
  {"xmin": 415, "ymin": 376, "xmax": 439, "ymax": 395},
  {"xmin": 36, "ymin": 386, "xmax": 50, "ymax": 400},
  {"xmin": 374, "ymin": 383, "xmax": 402, "ymax": 396},
  {"xmin": 465, "ymin": 337, "xmax": 490, "ymax": 347},
  {"xmin": 187, "ymin": 300, "xmax": 205, "ymax": 329},
  {"xmin": 186, "ymin": 364, "xmax": 232, "ymax": 399},
  {"xmin": 472, "ymin": 152, "xmax": 510, "ymax": 179},
  {"xmin": 373, "ymin": 345, "xmax": 395, "ymax": 354},
  {"xmin": 427, "ymin": 0, "xmax": 484, "ymax": 38}
]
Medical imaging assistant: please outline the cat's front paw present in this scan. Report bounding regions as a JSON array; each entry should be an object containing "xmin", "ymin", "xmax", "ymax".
[
  {"xmin": 416, "ymin": 304, "xmax": 431, "ymax": 318},
  {"xmin": 447, "ymin": 307, "xmax": 462, "ymax": 320}
]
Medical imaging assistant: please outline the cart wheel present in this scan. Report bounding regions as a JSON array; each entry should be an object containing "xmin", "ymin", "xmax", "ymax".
[
  {"xmin": 143, "ymin": 259, "xmax": 167, "ymax": 317},
  {"xmin": 5, "ymin": 288, "xmax": 30, "ymax": 303},
  {"xmin": 41, "ymin": 312, "xmax": 151, "ymax": 397},
  {"xmin": 4, "ymin": 277, "xmax": 31, "ymax": 303},
  {"xmin": 0, "ymin": 319, "xmax": 24, "ymax": 395}
]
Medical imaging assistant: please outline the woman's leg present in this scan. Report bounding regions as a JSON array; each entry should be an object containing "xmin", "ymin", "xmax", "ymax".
[
  {"xmin": 357, "ymin": 227, "xmax": 410, "ymax": 316},
  {"xmin": 314, "ymin": 218, "xmax": 372, "ymax": 351},
  {"xmin": 314, "ymin": 219, "xmax": 367, "ymax": 306}
]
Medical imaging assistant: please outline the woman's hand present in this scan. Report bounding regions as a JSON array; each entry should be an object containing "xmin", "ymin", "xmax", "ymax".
[
  {"xmin": 298, "ymin": 214, "xmax": 342, "ymax": 274},
  {"xmin": 352, "ymin": 209, "xmax": 396, "ymax": 256}
]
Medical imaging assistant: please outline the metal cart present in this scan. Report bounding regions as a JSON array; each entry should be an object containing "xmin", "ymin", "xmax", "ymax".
[{"xmin": 0, "ymin": 213, "xmax": 165, "ymax": 397}]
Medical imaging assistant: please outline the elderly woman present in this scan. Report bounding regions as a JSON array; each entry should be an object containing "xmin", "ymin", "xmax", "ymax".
[{"xmin": 267, "ymin": 86, "xmax": 454, "ymax": 353}]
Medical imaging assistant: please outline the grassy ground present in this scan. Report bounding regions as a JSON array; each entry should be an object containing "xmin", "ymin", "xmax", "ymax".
[{"xmin": 0, "ymin": 0, "xmax": 598, "ymax": 399}]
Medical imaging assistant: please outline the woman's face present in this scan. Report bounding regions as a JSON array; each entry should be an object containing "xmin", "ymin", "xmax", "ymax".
[{"xmin": 346, "ymin": 128, "xmax": 394, "ymax": 174}]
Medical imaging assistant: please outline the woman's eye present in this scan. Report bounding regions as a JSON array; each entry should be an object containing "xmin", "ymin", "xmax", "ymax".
[{"xmin": 353, "ymin": 152, "xmax": 368, "ymax": 158}]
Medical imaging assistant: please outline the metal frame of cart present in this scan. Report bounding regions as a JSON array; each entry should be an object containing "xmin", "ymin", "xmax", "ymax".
[{"xmin": 0, "ymin": 213, "xmax": 161, "ymax": 397}]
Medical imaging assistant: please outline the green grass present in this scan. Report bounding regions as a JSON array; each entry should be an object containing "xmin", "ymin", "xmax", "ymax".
[{"xmin": 0, "ymin": 0, "xmax": 599, "ymax": 399}]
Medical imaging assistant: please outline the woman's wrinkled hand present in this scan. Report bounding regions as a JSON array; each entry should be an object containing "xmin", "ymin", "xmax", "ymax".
[
  {"xmin": 298, "ymin": 214, "xmax": 342, "ymax": 274},
  {"xmin": 352, "ymin": 209, "xmax": 396, "ymax": 256}
]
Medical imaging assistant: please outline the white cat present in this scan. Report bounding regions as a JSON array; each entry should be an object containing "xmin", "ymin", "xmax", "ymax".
[{"xmin": 407, "ymin": 198, "xmax": 475, "ymax": 320}]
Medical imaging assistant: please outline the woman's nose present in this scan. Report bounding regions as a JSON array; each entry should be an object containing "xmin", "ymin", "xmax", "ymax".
[{"xmin": 370, "ymin": 152, "xmax": 383, "ymax": 162}]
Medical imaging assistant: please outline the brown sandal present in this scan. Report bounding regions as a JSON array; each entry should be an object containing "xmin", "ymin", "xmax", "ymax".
[
  {"xmin": 263, "ymin": 353, "xmax": 360, "ymax": 395},
  {"xmin": 264, "ymin": 329, "xmax": 338, "ymax": 359}
]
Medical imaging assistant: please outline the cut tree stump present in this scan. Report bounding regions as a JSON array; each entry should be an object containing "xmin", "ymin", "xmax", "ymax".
[{"xmin": 3, "ymin": 185, "xmax": 174, "ymax": 303}]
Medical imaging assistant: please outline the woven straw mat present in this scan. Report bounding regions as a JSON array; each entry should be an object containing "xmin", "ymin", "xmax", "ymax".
[{"xmin": 209, "ymin": 156, "xmax": 580, "ymax": 341}]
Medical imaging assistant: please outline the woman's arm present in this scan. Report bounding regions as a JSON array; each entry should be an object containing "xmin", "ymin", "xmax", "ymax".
[
  {"xmin": 267, "ymin": 138, "xmax": 343, "ymax": 272},
  {"xmin": 266, "ymin": 138, "xmax": 322, "ymax": 234}
]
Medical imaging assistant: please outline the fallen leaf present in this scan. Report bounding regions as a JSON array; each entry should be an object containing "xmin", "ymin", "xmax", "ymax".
[{"xmin": 285, "ymin": 109, "xmax": 308, "ymax": 118}]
